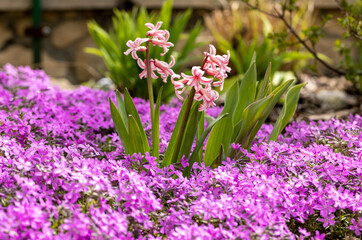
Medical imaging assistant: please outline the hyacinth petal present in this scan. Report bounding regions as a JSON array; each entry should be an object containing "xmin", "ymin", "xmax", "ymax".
[{"xmin": 145, "ymin": 23, "xmax": 156, "ymax": 30}]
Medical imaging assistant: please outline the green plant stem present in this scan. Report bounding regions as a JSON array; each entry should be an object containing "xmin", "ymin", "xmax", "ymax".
[
  {"xmin": 170, "ymin": 87, "xmax": 196, "ymax": 164},
  {"xmin": 146, "ymin": 40, "xmax": 156, "ymax": 154}
]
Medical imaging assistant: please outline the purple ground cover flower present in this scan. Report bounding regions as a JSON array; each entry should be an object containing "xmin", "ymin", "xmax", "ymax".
[{"xmin": 0, "ymin": 64, "xmax": 361, "ymax": 239}]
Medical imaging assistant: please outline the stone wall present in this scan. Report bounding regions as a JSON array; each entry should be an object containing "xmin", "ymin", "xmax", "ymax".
[{"xmin": 0, "ymin": 8, "xmax": 118, "ymax": 83}]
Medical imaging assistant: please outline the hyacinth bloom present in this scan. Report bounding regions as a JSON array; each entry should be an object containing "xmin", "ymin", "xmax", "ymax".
[
  {"xmin": 172, "ymin": 44, "xmax": 230, "ymax": 111},
  {"xmin": 124, "ymin": 21, "xmax": 176, "ymax": 81},
  {"xmin": 145, "ymin": 22, "xmax": 169, "ymax": 41},
  {"xmin": 124, "ymin": 38, "xmax": 148, "ymax": 60},
  {"xmin": 153, "ymin": 56, "xmax": 179, "ymax": 83},
  {"xmin": 124, "ymin": 22, "xmax": 230, "ymax": 111}
]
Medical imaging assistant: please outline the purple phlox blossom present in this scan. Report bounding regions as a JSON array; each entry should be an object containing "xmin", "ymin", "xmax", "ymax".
[
  {"xmin": 124, "ymin": 38, "xmax": 148, "ymax": 60},
  {"xmin": 63, "ymin": 182, "xmax": 82, "ymax": 203},
  {"xmin": 298, "ymin": 227, "xmax": 311, "ymax": 239},
  {"xmin": 313, "ymin": 230, "xmax": 326, "ymax": 240},
  {"xmin": 318, "ymin": 213, "xmax": 336, "ymax": 228},
  {"xmin": 349, "ymin": 218, "xmax": 361, "ymax": 236},
  {"xmin": 16, "ymin": 157, "xmax": 33, "ymax": 172},
  {"xmin": 314, "ymin": 198, "xmax": 336, "ymax": 218}
]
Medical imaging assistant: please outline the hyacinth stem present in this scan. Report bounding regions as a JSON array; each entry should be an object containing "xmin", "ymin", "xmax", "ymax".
[
  {"xmin": 145, "ymin": 41, "xmax": 155, "ymax": 154},
  {"xmin": 171, "ymin": 56, "xmax": 209, "ymax": 164}
]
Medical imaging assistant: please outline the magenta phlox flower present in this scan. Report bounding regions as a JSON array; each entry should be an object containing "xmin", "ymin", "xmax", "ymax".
[
  {"xmin": 298, "ymin": 227, "xmax": 311, "ymax": 239},
  {"xmin": 314, "ymin": 198, "xmax": 336, "ymax": 217},
  {"xmin": 63, "ymin": 182, "xmax": 82, "ymax": 203},
  {"xmin": 349, "ymin": 218, "xmax": 361, "ymax": 236},
  {"xmin": 16, "ymin": 157, "xmax": 33, "ymax": 172},
  {"xmin": 313, "ymin": 230, "xmax": 326, "ymax": 240},
  {"xmin": 124, "ymin": 38, "xmax": 148, "ymax": 60},
  {"xmin": 318, "ymin": 213, "xmax": 336, "ymax": 228}
]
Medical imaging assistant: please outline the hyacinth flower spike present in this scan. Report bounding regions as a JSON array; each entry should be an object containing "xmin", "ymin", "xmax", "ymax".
[
  {"xmin": 164, "ymin": 45, "xmax": 231, "ymax": 167},
  {"xmin": 121, "ymin": 21, "xmax": 179, "ymax": 162}
]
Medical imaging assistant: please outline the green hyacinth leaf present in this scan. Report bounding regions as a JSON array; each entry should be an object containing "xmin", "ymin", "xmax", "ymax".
[
  {"xmin": 183, "ymin": 113, "xmax": 229, "ymax": 177},
  {"xmin": 109, "ymin": 98, "xmax": 130, "ymax": 153},
  {"xmin": 176, "ymin": 102, "xmax": 200, "ymax": 163},
  {"xmin": 123, "ymin": 88, "xmax": 149, "ymax": 147},
  {"xmin": 204, "ymin": 81, "xmax": 239, "ymax": 167},
  {"xmin": 162, "ymin": 95, "xmax": 189, "ymax": 167},
  {"xmin": 115, "ymin": 89, "xmax": 128, "ymax": 127},
  {"xmin": 268, "ymin": 83, "xmax": 307, "ymax": 142},
  {"xmin": 233, "ymin": 53, "xmax": 257, "ymax": 125},
  {"xmin": 234, "ymin": 95, "xmax": 274, "ymax": 149},
  {"xmin": 242, "ymin": 79, "xmax": 295, "ymax": 150},
  {"xmin": 128, "ymin": 115, "xmax": 150, "ymax": 154}
]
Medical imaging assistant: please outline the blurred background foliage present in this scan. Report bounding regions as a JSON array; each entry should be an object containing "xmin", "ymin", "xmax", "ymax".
[
  {"xmin": 204, "ymin": 0, "xmax": 317, "ymax": 92},
  {"xmin": 240, "ymin": 0, "xmax": 361, "ymax": 91}
]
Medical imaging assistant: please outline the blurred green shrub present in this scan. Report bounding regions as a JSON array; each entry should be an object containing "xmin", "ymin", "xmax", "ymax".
[
  {"xmin": 87, "ymin": 0, "xmax": 204, "ymax": 102},
  {"xmin": 205, "ymin": 0, "xmax": 315, "ymax": 89}
]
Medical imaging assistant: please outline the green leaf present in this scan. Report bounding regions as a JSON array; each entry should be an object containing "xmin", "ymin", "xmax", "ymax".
[
  {"xmin": 109, "ymin": 98, "xmax": 130, "ymax": 153},
  {"xmin": 234, "ymin": 95, "xmax": 274, "ymax": 149},
  {"xmin": 232, "ymin": 53, "xmax": 257, "ymax": 125},
  {"xmin": 196, "ymin": 111, "xmax": 205, "ymax": 163},
  {"xmin": 242, "ymin": 79, "xmax": 295, "ymax": 150},
  {"xmin": 84, "ymin": 47, "xmax": 102, "ymax": 57},
  {"xmin": 123, "ymin": 88, "xmax": 149, "ymax": 152},
  {"xmin": 204, "ymin": 81, "xmax": 239, "ymax": 166},
  {"xmin": 162, "ymin": 97, "xmax": 189, "ymax": 167},
  {"xmin": 256, "ymin": 62, "xmax": 272, "ymax": 100},
  {"xmin": 268, "ymin": 83, "xmax": 307, "ymax": 142},
  {"xmin": 123, "ymin": 89, "xmax": 145, "ymax": 135},
  {"xmin": 159, "ymin": 0, "xmax": 172, "ymax": 29},
  {"xmin": 176, "ymin": 102, "xmax": 200, "ymax": 162},
  {"xmin": 183, "ymin": 113, "xmax": 229, "ymax": 177},
  {"xmin": 115, "ymin": 90, "xmax": 128, "ymax": 127},
  {"xmin": 152, "ymin": 87, "xmax": 163, "ymax": 162},
  {"xmin": 128, "ymin": 115, "xmax": 150, "ymax": 154}
]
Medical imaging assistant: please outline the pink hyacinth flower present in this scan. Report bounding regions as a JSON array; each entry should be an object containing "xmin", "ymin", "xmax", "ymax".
[
  {"xmin": 179, "ymin": 66, "xmax": 213, "ymax": 91},
  {"xmin": 195, "ymin": 84, "xmax": 219, "ymax": 111},
  {"xmin": 153, "ymin": 56, "xmax": 178, "ymax": 83},
  {"xmin": 137, "ymin": 58, "xmax": 158, "ymax": 79},
  {"xmin": 150, "ymin": 38, "xmax": 174, "ymax": 56},
  {"xmin": 124, "ymin": 38, "xmax": 148, "ymax": 60},
  {"xmin": 204, "ymin": 44, "xmax": 231, "ymax": 73},
  {"xmin": 146, "ymin": 21, "xmax": 169, "ymax": 41}
]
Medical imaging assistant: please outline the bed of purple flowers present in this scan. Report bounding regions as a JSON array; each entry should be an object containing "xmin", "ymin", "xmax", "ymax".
[{"xmin": 0, "ymin": 64, "xmax": 361, "ymax": 239}]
